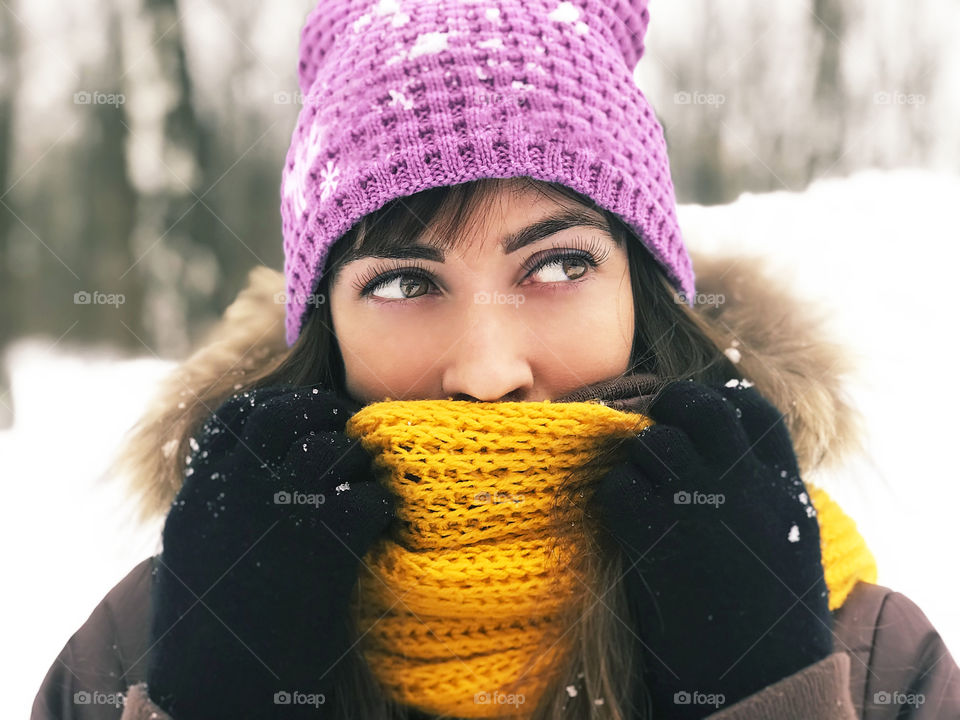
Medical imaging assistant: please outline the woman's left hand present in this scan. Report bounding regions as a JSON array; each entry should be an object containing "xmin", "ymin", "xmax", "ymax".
[{"xmin": 588, "ymin": 379, "xmax": 833, "ymax": 718}]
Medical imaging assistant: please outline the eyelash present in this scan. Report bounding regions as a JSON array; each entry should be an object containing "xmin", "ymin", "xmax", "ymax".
[{"xmin": 352, "ymin": 234, "xmax": 613, "ymax": 300}]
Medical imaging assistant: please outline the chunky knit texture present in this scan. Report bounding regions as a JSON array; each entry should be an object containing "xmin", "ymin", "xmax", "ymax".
[
  {"xmin": 280, "ymin": 0, "xmax": 694, "ymax": 346},
  {"xmin": 343, "ymin": 399, "xmax": 877, "ymax": 718}
]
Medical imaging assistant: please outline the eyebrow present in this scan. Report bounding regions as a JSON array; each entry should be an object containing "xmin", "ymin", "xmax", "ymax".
[{"xmin": 338, "ymin": 208, "xmax": 611, "ymax": 265}]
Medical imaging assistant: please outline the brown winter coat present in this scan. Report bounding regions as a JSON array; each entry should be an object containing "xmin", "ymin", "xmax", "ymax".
[{"xmin": 31, "ymin": 253, "xmax": 960, "ymax": 719}]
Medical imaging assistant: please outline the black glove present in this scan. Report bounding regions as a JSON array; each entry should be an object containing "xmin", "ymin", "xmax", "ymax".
[
  {"xmin": 589, "ymin": 380, "xmax": 833, "ymax": 719},
  {"xmin": 146, "ymin": 385, "xmax": 397, "ymax": 719}
]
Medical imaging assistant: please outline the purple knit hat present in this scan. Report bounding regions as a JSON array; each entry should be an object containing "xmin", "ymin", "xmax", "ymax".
[{"xmin": 280, "ymin": 0, "xmax": 694, "ymax": 346}]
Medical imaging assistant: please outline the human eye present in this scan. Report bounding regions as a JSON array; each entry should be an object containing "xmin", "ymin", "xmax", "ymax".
[
  {"xmin": 352, "ymin": 260, "xmax": 437, "ymax": 301},
  {"xmin": 520, "ymin": 234, "xmax": 612, "ymax": 285}
]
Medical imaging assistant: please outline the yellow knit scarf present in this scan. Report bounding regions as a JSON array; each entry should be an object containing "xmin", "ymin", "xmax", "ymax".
[{"xmin": 344, "ymin": 399, "xmax": 877, "ymax": 719}]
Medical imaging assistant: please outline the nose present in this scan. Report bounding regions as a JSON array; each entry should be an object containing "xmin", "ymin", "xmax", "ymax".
[{"xmin": 440, "ymin": 303, "xmax": 534, "ymax": 402}]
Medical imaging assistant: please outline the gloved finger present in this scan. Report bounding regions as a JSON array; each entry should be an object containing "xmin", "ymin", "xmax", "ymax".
[
  {"xmin": 276, "ymin": 436, "xmax": 397, "ymax": 556},
  {"xmin": 717, "ymin": 383, "xmax": 800, "ymax": 480},
  {"xmin": 319, "ymin": 478, "xmax": 397, "ymax": 558},
  {"xmin": 588, "ymin": 461, "xmax": 658, "ymax": 551},
  {"xmin": 278, "ymin": 431, "xmax": 375, "ymax": 490},
  {"xmin": 647, "ymin": 381, "xmax": 753, "ymax": 468},
  {"xmin": 235, "ymin": 387, "xmax": 361, "ymax": 460},
  {"xmin": 193, "ymin": 385, "xmax": 296, "ymax": 456},
  {"xmin": 621, "ymin": 424, "xmax": 705, "ymax": 489}
]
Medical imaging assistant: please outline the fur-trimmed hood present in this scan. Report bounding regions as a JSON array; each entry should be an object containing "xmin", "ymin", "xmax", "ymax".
[{"xmin": 109, "ymin": 251, "xmax": 864, "ymax": 523}]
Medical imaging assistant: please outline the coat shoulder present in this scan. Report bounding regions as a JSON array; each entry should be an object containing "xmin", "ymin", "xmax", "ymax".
[
  {"xmin": 833, "ymin": 580, "xmax": 960, "ymax": 718},
  {"xmin": 32, "ymin": 557, "xmax": 156, "ymax": 719}
]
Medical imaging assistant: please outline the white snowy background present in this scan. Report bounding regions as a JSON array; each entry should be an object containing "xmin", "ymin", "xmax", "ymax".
[{"xmin": 2, "ymin": 0, "xmax": 960, "ymax": 716}]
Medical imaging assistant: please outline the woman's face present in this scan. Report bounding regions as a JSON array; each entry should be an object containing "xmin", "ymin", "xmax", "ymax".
[{"xmin": 328, "ymin": 182, "xmax": 635, "ymax": 403}]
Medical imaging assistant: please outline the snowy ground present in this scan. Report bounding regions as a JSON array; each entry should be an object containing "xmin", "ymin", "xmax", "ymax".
[{"xmin": 3, "ymin": 168, "xmax": 958, "ymax": 717}]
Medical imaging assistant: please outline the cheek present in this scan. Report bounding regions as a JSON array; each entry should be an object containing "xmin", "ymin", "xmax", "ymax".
[
  {"xmin": 331, "ymin": 298, "xmax": 451, "ymax": 401},
  {"xmin": 526, "ymin": 280, "xmax": 634, "ymax": 375}
]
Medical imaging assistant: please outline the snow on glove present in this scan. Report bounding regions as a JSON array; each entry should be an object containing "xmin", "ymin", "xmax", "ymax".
[
  {"xmin": 588, "ymin": 379, "xmax": 833, "ymax": 719},
  {"xmin": 147, "ymin": 385, "xmax": 397, "ymax": 720}
]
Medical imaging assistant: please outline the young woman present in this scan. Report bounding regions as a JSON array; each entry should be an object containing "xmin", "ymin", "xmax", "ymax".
[{"xmin": 32, "ymin": 1, "xmax": 959, "ymax": 718}]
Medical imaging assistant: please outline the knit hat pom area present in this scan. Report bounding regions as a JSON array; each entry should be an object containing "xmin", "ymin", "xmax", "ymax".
[
  {"xmin": 342, "ymin": 399, "xmax": 876, "ymax": 718},
  {"xmin": 279, "ymin": 0, "xmax": 694, "ymax": 347}
]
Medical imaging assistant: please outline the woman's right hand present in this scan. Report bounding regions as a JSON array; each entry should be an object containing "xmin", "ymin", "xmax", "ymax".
[{"xmin": 146, "ymin": 385, "xmax": 397, "ymax": 720}]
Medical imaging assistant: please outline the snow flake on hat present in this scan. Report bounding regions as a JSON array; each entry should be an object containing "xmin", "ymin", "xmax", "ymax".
[
  {"xmin": 354, "ymin": 0, "xmax": 409, "ymax": 32},
  {"xmin": 484, "ymin": 7, "xmax": 501, "ymax": 23},
  {"xmin": 388, "ymin": 89, "xmax": 415, "ymax": 110},
  {"xmin": 353, "ymin": 13, "xmax": 372, "ymax": 32},
  {"xmin": 477, "ymin": 37, "xmax": 505, "ymax": 51},
  {"xmin": 410, "ymin": 31, "xmax": 453, "ymax": 59},
  {"xmin": 319, "ymin": 160, "xmax": 341, "ymax": 202},
  {"xmin": 548, "ymin": 1, "xmax": 590, "ymax": 35},
  {"xmin": 284, "ymin": 121, "xmax": 327, "ymax": 218},
  {"xmin": 385, "ymin": 29, "xmax": 457, "ymax": 66}
]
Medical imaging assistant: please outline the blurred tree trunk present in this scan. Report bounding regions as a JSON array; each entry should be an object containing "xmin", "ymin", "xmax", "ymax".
[
  {"xmin": 119, "ymin": 0, "xmax": 214, "ymax": 358},
  {"xmin": 807, "ymin": 0, "xmax": 848, "ymax": 181},
  {"xmin": 0, "ymin": 0, "xmax": 20, "ymax": 428},
  {"xmin": 73, "ymin": 7, "xmax": 140, "ymax": 352}
]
